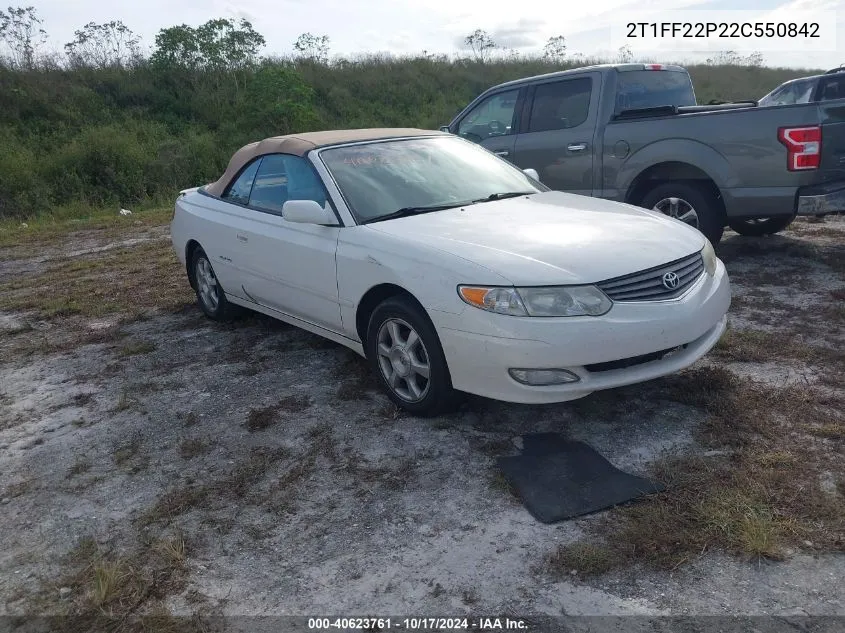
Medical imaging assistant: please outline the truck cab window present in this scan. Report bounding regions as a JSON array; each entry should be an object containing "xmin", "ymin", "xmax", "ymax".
[
  {"xmin": 819, "ymin": 77, "xmax": 845, "ymax": 101},
  {"xmin": 528, "ymin": 78, "xmax": 592, "ymax": 132},
  {"xmin": 457, "ymin": 89, "xmax": 519, "ymax": 143},
  {"xmin": 615, "ymin": 70, "xmax": 696, "ymax": 112}
]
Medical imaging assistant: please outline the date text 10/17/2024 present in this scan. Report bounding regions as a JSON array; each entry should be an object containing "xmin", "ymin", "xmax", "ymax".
[{"xmin": 308, "ymin": 617, "xmax": 529, "ymax": 630}]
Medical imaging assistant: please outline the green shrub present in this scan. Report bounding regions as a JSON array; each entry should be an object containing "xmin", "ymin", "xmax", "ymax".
[
  {"xmin": 45, "ymin": 123, "xmax": 154, "ymax": 205},
  {"xmin": 0, "ymin": 136, "xmax": 47, "ymax": 216},
  {"xmin": 0, "ymin": 56, "xmax": 824, "ymax": 219}
]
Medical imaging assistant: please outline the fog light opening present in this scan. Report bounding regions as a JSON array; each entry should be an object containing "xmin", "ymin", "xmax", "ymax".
[{"xmin": 508, "ymin": 368, "xmax": 581, "ymax": 386}]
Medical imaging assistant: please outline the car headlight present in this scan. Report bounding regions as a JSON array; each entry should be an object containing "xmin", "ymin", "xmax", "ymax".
[
  {"xmin": 702, "ymin": 239, "xmax": 717, "ymax": 276},
  {"xmin": 458, "ymin": 285, "xmax": 612, "ymax": 317}
]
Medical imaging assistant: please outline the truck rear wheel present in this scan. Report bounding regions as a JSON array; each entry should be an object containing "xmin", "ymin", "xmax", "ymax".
[
  {"xmin": 728, "ymin": 214, "xmax": 795, "ymax": 236},
  {"xmin": 639, "ymin": 182, "xmax": 725, "ymax": 246}
]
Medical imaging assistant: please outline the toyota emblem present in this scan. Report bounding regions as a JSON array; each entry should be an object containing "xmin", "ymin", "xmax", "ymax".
[{"xmin": 662, "ymin": 271, "xmax": 680, "ymax": 290}]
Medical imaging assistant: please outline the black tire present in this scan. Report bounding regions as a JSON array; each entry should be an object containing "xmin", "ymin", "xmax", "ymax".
[
  {"xmin": 366, "ymin": 296, "xmax": 461, "ymax": 417},
  {"xmin": 639, "ymin": 182, "xmax": 725, "ymax": 245},
  {"xmin": 190, "ymin": 247, "xmax": 241, "ymax": 322},
  {"xmin": 728, "ymin": 214, "xmax": 796, "ymax": 236}
]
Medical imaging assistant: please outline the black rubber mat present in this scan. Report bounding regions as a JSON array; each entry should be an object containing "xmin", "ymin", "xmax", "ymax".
[{"xmin": 497, "ymin": 433, "xmax": 665, "ymax": 524}]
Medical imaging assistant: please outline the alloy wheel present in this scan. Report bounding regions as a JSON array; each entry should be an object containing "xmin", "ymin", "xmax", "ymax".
[
  {"xmin": 376, "ymin": 317, "xmax": 431, "ymax": 402},
  {"xmin": 653, "ymin": 197, "xmax": 699, "ymax": 228},
  {"xmin": 195, "ymin": 256, "xmax": 220, "ymax": 312}
]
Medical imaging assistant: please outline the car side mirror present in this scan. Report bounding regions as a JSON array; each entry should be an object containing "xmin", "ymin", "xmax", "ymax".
[
  {"xmin": 439, "ymin": 125, "xmax": 451, "ymax": 133},
  {"xmin": 281, "ymin": 199, "xmax": 335, "ymax": 225},
  {"xmin": 523, "ymin": 168, "xmax": 540, "ymax": 182}
]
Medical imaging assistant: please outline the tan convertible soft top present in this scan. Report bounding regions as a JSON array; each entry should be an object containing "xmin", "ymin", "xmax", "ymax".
[{"xmin": 204, "ymin": 128, "xmax": 447, "ymax": 197}]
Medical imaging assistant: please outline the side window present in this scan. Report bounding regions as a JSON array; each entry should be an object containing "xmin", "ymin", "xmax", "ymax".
[
  {"xmin": 248, "ymin": 154, "xmax": 327, "ymax": 213},
  {"xmin": 528, "ymin": 78, "xmax": 591, "ymax": 133},
  {"xmin": 222, "ymin": 159, "xmax": 261, "ymax": 205},
  {"xmin": 819, "ymin": 77, "xmax": 845, "ymax": 101},
  {"xmin": 457, "ymin": 89, "xmax": 519, "ymax": 143}
]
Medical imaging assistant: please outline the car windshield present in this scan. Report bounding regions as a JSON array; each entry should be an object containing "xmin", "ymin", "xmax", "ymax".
[{"xmin": 319, "ymin": 136, "xmax": 546, "ymax": 223}]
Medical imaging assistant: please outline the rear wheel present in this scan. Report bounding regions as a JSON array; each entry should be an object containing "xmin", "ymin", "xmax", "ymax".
[
  {"xmin": 728, "ymin": 214, "xmax": 796, "ymax": 236},
  {"xmin": 190, "ymin": 247, "xmax": 240, "ymax": 322},
  {"xmin": 639, "ymin": 182, "xmax": 725, "ymax": 245},
  {"xmin": 366, "ymin": 296, "xmax": 461, "ymax": 417}
]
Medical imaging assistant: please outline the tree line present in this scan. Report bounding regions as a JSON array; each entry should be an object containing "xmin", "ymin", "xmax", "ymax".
[{"xmin": 0, "ymin": 6, "xmax": 766, "ymax": 70}]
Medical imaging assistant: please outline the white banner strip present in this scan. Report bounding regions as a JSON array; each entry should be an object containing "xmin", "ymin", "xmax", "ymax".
[{"xmin": 610, "ymin": 10, "xmax": 838, "ymax": 53}]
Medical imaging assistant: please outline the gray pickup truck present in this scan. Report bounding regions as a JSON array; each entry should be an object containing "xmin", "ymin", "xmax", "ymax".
[{"xmin": 441, "ymin": 63, "xmax": 845, "ymax": 244}]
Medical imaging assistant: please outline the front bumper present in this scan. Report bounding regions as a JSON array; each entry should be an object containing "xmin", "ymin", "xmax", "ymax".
[
  {"xmin": 435, "ymin": 261, "xmax": 730, "ymax": 404},
  {"xmin": 796, "ymin": 181, "xmax": 845, "ymax": 216}
]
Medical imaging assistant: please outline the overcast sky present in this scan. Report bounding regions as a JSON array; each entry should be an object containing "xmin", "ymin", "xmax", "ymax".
[{"xmin": 27, "ymin": 0, "xmax": 845, "ymax": 68}]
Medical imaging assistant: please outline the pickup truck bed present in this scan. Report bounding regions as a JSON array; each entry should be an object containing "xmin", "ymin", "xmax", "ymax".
[{"xmin": 602, "ymin": 98, "xmax": 845, "ymax": 220}]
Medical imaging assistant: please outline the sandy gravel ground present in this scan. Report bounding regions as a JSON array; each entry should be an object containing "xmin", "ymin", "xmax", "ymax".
[{"xmin": 0, "ymin": 213, "xmax": 842, "ymax": 629}]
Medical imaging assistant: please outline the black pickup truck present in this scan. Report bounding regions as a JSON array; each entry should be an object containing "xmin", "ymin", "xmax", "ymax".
[{"xmin": 441, "ymin": 63, "xmax": 845, "ymax": 245}]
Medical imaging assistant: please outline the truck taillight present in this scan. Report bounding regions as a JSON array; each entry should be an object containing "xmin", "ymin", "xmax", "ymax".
[
  {"xmin": 645, "ymin": 64, "xmax": 664, "ymax": 70},
  {"xmin": 778, "ymin": 126, "xmax": 821, "ymax": 170}
]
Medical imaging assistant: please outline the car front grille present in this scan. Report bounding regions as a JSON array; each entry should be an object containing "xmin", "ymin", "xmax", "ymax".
[{"xmin": 596, "ymin": 252, "xmax": 704, "ymax": 302}]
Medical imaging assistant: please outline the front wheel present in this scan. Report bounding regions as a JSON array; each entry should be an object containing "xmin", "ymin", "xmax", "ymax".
[
  {"xmin": 366, "ymin": 296, "xmax": 461, "ymax": 417},
  {"xmin": 728, "ymin": 214, "xmax": 795, "ymax": 236},
  {"xmin": 639, "ymin": 182, "xmax": 725, "ymax": 246}
]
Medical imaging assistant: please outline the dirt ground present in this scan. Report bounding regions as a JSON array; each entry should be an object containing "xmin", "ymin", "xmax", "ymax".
[{"xmin": 0, "ymin": 212, "xmax": 843, "ymax": 629}]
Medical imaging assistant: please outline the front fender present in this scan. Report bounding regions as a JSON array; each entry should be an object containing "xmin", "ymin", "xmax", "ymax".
[{"xmin": 335, "ymin": 229, "xmax": 511, "ymax": 340}]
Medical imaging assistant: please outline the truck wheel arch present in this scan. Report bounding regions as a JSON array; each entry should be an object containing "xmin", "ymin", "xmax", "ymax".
[
  {"xmin": 625, "ymin": 161, "xmax": 723, "ymax": 209},
  {"xmin": 618, "ymin": 138, "xmax": 735, "ymax": 207}
]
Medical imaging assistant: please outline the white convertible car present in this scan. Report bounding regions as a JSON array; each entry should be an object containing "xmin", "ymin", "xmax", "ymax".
[{"xmin": 171, "ymin": 128, "xmax": 730, "ymax": 415}]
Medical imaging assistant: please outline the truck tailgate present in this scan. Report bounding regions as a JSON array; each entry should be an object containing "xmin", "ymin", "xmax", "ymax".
[{"xmin": 820, "ymin": 100, "xmax": 845, "ymax": 181}]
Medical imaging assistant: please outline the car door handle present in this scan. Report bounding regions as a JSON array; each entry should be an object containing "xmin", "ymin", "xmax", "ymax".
[
  {"xmin": 494, "ymin": 149, "xmax": 510, "ymax": 157},
  {"xmin": 237, "ymin": 233, "xmax": 248, "ymax": 243},
  {"xmin": 567, "ymin": 143, "xmax": 587, "ymax": 152}
]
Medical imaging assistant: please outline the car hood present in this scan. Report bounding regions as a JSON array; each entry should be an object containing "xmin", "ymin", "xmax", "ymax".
[{"xmin": 365, "ymin": 191, "xmax": 706, "ymax": 285}]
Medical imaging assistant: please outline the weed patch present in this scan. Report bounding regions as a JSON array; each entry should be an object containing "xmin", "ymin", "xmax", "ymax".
[
  {"xmin": 29, "ymin": 534, "xmax": 208, "ymax": 632},
  {"xmin": 179, "ymin": 438, "xmax": 211, "ymax": 459},
  {"xmin": 243, "ymin": 394, "xmax": 312, "ymax": 432},
  {"xmin": 545, "ymin": 368, "xmax": 845, "ymax": 575},
  {"xmin": 118, "ymin": 341, "xmax": 156, "ymax": 357}
]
